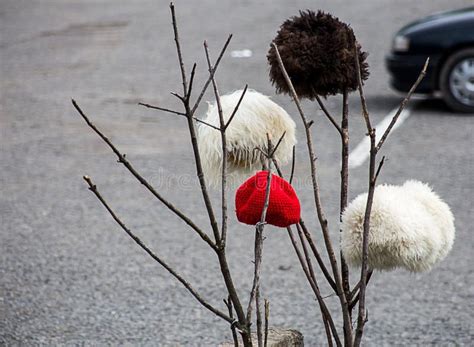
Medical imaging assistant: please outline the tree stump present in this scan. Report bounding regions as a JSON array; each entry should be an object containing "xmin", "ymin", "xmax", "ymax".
[{"xmin": 220, "ymin": 328, "xmax": 304, "ymax": 347}]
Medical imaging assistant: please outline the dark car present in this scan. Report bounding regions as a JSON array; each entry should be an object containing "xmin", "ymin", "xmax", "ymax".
[{"xmin": 386, "ymin": 7, "xmax": 474, "ymax": 113}]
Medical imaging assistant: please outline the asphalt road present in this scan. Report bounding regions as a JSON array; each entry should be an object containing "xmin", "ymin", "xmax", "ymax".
[{"xmin": 1, "ymin": 0, "xmax": 473, "ymax": 346}]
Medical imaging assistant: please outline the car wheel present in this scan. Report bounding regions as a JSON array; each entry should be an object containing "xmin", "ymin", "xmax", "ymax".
[{"xmin": 439, "ymin": 48, "xmax": 474, "ymax": 113}]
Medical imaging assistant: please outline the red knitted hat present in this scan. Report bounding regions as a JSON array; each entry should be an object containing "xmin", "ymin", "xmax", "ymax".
[{"xmin": 235, "ymin": 171, "xmax": 301, "ymax": 227}]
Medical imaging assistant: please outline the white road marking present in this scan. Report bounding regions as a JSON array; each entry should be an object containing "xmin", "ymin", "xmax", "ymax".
[
  {"xmin": 348, "ymin": 105, "xmax": 412, "ymax": 168},
  {"xmin": 230, "ymin": 49, "xmax": 252, "ymax": 58}
]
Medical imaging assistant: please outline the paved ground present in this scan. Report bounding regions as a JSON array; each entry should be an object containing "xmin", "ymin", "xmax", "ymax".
[{"xmin": 1, "ymin": 0, "xmax": 473, "ymax": 345}]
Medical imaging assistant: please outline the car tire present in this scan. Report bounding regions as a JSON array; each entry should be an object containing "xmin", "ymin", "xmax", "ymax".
[{"xmin": 439, "ymin": 48, "xmax": 474, "ymax": 113}]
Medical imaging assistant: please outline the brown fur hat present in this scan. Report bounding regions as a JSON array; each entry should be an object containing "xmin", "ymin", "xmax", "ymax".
[{"xmin": 267, "ymin": 10, "xmax": 369, "ymax": 99}]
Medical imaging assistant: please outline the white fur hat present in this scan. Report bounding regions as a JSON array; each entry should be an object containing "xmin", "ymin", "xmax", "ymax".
[
  {"xmin": 197, "ymin": 89, "xmax": 296, "ymax": 186},
  {"xmin": 341, "ymin": 180, "xmax": 455, "ymax": 272}
]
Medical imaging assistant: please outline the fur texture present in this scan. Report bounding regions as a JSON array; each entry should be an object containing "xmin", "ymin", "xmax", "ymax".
[
  {"xmin": 267, "ymin": 10, "xmax": 369, "ymax": 99},
  {"xmin": 341, "ymin": 180, "xmax": 455, "ymax": 272},
  {"xmin": 197, "ymin": 89, "xmax": 296, "ymax": 187}
]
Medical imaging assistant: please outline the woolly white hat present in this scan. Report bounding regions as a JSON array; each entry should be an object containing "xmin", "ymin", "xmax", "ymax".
[
  {"xmin": 341, "ymin": 180, "xmax": 455, "ymax": 272},
  {"xmin": 197, "ymin": 89, "xmax": 296, "ymax": 186}
]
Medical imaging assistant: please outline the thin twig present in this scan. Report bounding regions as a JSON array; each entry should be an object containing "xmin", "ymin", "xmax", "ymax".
[
  {"xmin": 138, "ymin": 102, "xmax": 185, "ymax": 116},
  {"xmin": 224, "ymin": 297, "xmax": 239, "ymax": 347},
  {"xmin": 264, "ymin": 299, "xmax": 270, "ymax": 347},
  {"xmin": 289, "ymin": 146, "xmax": 296, "ymax": 185},
  {"xmin": 354, "ymin": 46, "xmax": 372, "ymax": 134},
  {"xmin": 190, "ymin": 34, "xmax": 233, "ymax": 116},
  {"xmin": 82, "ymin": 175, "xmax": 232, "ymax": 323},
  {"xmin": 204, "ymin": 40, "xmax": 228, "ymax": 248},
  {"xmin": 187, "ymin": 63, "xmax": 197, "ymax": 101},
  {"xmin": 374, "ymin": 156, "xmax": 385, "ymax": 182},
  {"xmin": 225, "ymin": 85, "xmax": 248, "ymax": 130},
  {"xmin": 139, "ymin": 102, "xmax": 220, "ymax": 130},
  {"xmin": 350, "ymin": 270, "xmax": 374, "ymax": 299},
  {"xmin": 171, "ymin": 91, "xmax": 185, "ymax": 102},
  {"xmin": 376, "ymin": 58, "xmax": 429, "ymax": 152},
  {"xmin": 349, "ymin": 270, "xmax": 373, "ymax": 311},
  {"xmin": 315, "ymin": 95, "xmax": 343, "ymax": 136},
  {"xmin": 298, "ymin": 220, "xmax": 337, "ymax": 293},
  {"xmin": 269, "ymin": 131, "xmax": 286, "ymax": 158},
  {"xmin": 72, "ymin": 100, "xmax": 216, "ymax": 250},
  {"xmin": 170, "ymin": 2, "xmax": 188, "ymax": 95},
  {"xmin": 170, "ymin": 7, "xmax": 221, "ymax": 245},
  {"xmin": 256, "ymin": 286, "xmax": 263, "ymax": 347}
]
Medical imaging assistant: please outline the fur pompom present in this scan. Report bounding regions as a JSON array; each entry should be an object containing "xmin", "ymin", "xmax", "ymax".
[
  {"xmin": 341, "ymin": 180, "xmax": 455, "ymax": 272},
  {"xmin": 197, "ymin": 89, "xmax": 296, "ymax": 187},
  {"xmin": 267, "ymin": 10, "xmax": 369, "ymax": 99}
]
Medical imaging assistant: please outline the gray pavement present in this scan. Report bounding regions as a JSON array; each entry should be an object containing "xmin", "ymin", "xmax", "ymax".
[{"xmin": 1, "ymin": 0, "xmax": 473, "ymax": 345}]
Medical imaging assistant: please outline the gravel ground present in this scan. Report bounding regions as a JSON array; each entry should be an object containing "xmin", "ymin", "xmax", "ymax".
[{"xmin": 1, "ymin": 0, "xmax": 473, "ymax": 345}]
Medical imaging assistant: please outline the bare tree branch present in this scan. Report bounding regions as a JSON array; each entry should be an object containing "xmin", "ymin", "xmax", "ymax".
[
  {"xmin": 72, "ymin": 100, "xmax": 216, "ymax": 250},
  {"xmin": 187, "ymin": 63, "xmax": 197, "ymax": 101},
  {"xmin": 374, "ymin": 156, "xmax": 385, "ymax": 182},
  {"xmin": 289, "ymin": 145, "xmax": 296, "ymax": 185},
  {"xmin": 269, "ymin": 131, "xmax": 287, "ymax": 158},
  {"xmin": 169, "ymin": 5, "xmax": 221, "ymax": 245},
  {"xmin": 271, "ymin": 42, "xmax": 352, "ymax": 343},
  {"xmin": 353, "ymin": 43, "xmax": 378, "ymax": 346},
  {"xmin": 224, "ymin": 297, "xmax": 239, "ymax": 347},
  {"xmin": 271, "ymin": 160, "xmax": 337, "ymax": 295},
  {"xmin": 170, "ymin": 2, "xmax": 188, "ymax": 95},
  {"xmin": 350, "ymin": 269, "xmax": 373, "ymax": 300},
  {"xmin": 256, "ymin": 286, "xmax": 263, "ymax": 347},
  {"xmin": 349, "ymin": 270, "xmax": 373, "ymax": 311},
  {"xmin": 168, "ymin": 8, "xmax": 249, "ymax": 343},
  {"xmin": 286, "ymin": 227, "xmax": 341, "ymax": 347},
  {"xmin": 315, "ymin": 94, "xmax": 343, "ymax": 136},
  {"xmin": 295, "ymin": 224, "xmax": 334, "ymax": 347},
  {"xmin": 138, "ymin": 102, "xmax": 185, "ymax": 116},
  {"xmin": 376, "ymin": 58, "xmax": 429, "ymax": 152},
  {"xmin": 340, "ymin": 89, "xmax": 352, "ymax": 320},
  {"xmin": 139, "ymin": 102, "xmax": 221, "ymax": 130},
  {"xmin": 171, "ymin": 91, "xmax": 185, "ymax": 102},
  {"xmin": 298, "ymin": 220, "xmax": 337, "ymax": 293},
  {"xmin": 203, "ymin": 40, "xmax": 229, "ymax": 248},
  {"xmin": 190, "ymin": 34, "xmax": 233, "ymax": 116},
  {"xmin": 246, "ymin": 154, "xmax": 272, "ymax": 327},
  {"xmin": 225, "ymin": 85, "xmax": 248, "ymax": 130},
  {"xmin": 82, "ymin": 175, "xmax": 231, "ymax": 323},
  {"xmin": 353, "ymin": 47, "xmax": 428, "ymax": 347},
  {"xmin": 264, "ymin": 299, "xmax": 270, "ymax": 347}
]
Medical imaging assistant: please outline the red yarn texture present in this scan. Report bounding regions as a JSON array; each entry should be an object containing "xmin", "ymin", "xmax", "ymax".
[{"xmin": 235, "ymin": 171, "xmax": 301, "ymax": 227}]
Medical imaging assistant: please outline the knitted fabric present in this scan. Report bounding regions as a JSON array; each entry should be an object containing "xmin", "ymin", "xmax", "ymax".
[{"xmin": 235, "ymin": 171, "xmax": 300, "ymax": 227}]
